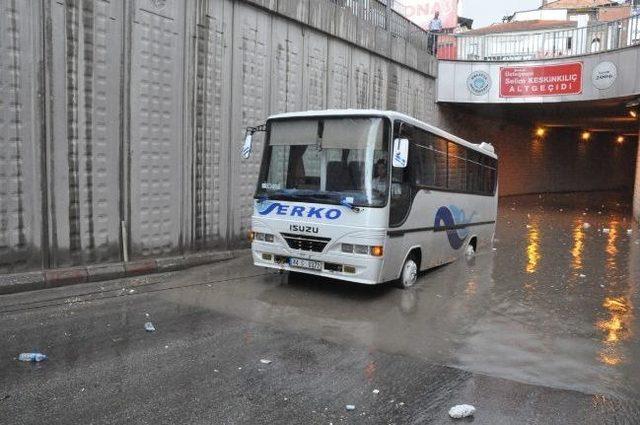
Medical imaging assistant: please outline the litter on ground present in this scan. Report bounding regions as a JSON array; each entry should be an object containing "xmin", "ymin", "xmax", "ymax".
[
  {"xmin": 602, "ymin": 228, "xmax": 610, "ymax": 234},
  {"xmin": 583, "ymin": 223, "xmax": 591, "ymax": 229},
  {"xmin": 448, "ymin": 404, "xmax": 476, "ymax": 419},
  {"xmin": 18, "ymin": 353, "xmax": 48, "ymax": 362},
  {"xmin": 345, "ymin": 405, "xmax": 356, "ymax": 411},
  {"xmin": 259, "ymin": 359, "xmax": 272, "ymax": 365},
  {"xmin": 144, "ymin": 322, "xmax": 156, "ymax": 332},
  {"xmin": 372, "ymin": 389, "xmax": 380, "ymax": 394}
]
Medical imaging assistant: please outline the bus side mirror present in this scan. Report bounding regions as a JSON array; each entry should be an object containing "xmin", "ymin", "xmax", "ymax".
[
  {"xmin": 392, "ymin": 138, "xmax": 409, "ymax": 168},
  {"xmin": 241, "ymin": 131, "xmax": 253, "ymax": 159},
  {"xmin": 241, "ymin": 124, "xmax": 266, "ymax": 159}
]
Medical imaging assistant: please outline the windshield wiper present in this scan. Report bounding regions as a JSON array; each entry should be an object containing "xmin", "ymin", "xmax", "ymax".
[{"xmin": 340, "ymin": 198, "xmax": 361, "ymax": 213}]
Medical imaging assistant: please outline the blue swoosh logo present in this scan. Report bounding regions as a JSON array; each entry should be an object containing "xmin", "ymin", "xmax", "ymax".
[
  {"xmin": 435, "ymin": 206, "xmax": 468, "ymax": 250},
  {"xmin": 258, "ymin": 202, "xmax": 279, "ymax": 215}
]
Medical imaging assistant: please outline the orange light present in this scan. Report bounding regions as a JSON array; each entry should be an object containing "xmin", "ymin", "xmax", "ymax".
[
  {"xmin": 248, "ymin": 231, "xmax": 255, "ymax": 242},
  {"xmin": 630, "ymin": 110, "xmax": 638, "ymax": 118},
  {"xmin": 581, "ymin": 131, "xmax": 591, "ymax": 141},
  {"xmin": 535, "ymin": 128, "xmax": 546, "ymax": 137},
  {"xmin": 616, "ymin": 136, "xmax": 624, "ymax": 144},
  {"xmin": 371, "ymin": 246, "xmax": 384, "ymax": 257}
]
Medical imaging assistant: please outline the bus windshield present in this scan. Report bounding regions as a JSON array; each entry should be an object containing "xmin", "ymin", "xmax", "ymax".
[{"xmin": 256, "ymin": 117, "xmax": 389, "ymax": 207}]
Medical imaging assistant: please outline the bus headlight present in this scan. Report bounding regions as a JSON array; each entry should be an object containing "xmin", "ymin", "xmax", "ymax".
[
  {"xmin": 353, "ymin": 244, "xmax": 369, "ymax": 255},
  {"xmin": 341, "ymin": 243, "xmax": 384, "ymax": 257},
  {"xmin": 252, "ymin": 232, "xmax": 274, "ymax": 242}
]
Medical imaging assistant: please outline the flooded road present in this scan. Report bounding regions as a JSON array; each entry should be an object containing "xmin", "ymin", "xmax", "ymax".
[
  {"xmin": 1, "ymin": 192, "xmax": 639, "ymax": 423},
  {"xmin": 156, "ymin": 192, "xmax": 640, "ymax": 400},
  {"xmin": 489, "ymin": 193, "xmax": 639, "ymax": 399}
]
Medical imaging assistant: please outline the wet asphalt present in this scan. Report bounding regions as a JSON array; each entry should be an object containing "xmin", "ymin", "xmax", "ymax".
[{"xmin": 1, "ymin": 192, "xmax": 639, "ymax": 424}]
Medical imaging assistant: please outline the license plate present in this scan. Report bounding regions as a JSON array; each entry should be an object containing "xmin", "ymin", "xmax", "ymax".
[{"xmin": 289, "ymin": 257, "xmax": 322, "ymax": 271}]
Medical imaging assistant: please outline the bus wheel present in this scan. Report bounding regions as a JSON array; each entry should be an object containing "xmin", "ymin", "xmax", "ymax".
[
  {"xmin": 465, "ymin": 238, "xmax": 477, "ymax": 258},
  {"xmin": 397, "ymin": 257, "xmax": 418, "ymax": 289}
]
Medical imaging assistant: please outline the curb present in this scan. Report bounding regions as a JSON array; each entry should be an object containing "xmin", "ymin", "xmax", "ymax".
[{"xmin": 0, "ymin": 250, "xmax": 237, "ymax": 296}]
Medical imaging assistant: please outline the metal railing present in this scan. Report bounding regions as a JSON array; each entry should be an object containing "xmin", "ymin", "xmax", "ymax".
[
  {"xmin": 326, "ymin": 0, "xmax": 434, "ymax": 53},
  {"xmin": 438, "ymin": 14, "xmax": 640, "ymax": 61}
]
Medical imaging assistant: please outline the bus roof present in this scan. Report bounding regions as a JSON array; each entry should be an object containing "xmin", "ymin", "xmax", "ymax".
[{"xmin": 267, "ymin": 109, "xmax": 497, "ymax": 159}]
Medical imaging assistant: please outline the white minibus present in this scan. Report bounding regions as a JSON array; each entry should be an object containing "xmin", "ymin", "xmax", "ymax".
[{"xmin": 242, "ymin": 109, "xmax": 498, "ymax": 288}]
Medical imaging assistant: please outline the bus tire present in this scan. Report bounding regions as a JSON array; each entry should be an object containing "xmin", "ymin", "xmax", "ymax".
[
  {"xmin": 396, "ymin": 256, "xmax": 418, "ymax": 289},
  {"xmin": 465, "ymin": 244, "xmax": 475, "ymax": 257}
]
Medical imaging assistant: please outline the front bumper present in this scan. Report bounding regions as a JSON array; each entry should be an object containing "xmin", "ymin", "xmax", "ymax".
[{"xmin": 252, "ymin": 241, "xmax": 385, "ymax": 285}]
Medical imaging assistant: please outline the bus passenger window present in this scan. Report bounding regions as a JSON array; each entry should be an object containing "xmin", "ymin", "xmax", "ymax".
[{"xmin": 447, "ymin": 142, "xmax": 467, "ymax": 192}]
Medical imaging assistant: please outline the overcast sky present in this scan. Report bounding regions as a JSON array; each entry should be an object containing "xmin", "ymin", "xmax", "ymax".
[{"xmin": 460, "ymin": 0, "xmax": 542, "ymax": 28}]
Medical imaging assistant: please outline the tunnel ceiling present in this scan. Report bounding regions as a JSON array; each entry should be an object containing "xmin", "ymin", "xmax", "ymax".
[{"xmin": 443, "ymin": 96, "xmax": 640, "ymax": 136}]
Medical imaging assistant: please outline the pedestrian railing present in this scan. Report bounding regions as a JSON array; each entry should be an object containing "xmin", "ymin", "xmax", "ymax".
[
  {"xmin": 325, "ymin": 0, "xmax": 433, "ymax": 53},
  {"xmin": 438, "ymin": 14, "xmax": 640, "ymax": 61}
]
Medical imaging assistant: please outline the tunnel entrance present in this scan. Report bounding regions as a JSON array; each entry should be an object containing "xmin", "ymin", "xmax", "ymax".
[{"xmin": 438, "ymin": 97, "xmax": 639, "ymax": 207}]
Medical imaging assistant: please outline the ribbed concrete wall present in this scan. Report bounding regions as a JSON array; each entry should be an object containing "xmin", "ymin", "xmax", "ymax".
[{"xmin": 0, "ymin": 0, "xmax": 437, "ymax": 275}]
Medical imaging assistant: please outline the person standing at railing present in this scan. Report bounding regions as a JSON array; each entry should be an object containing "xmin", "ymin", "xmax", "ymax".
[{"xmin": 427, "ymin": 11, "xmax": 443, "ymax": 55}]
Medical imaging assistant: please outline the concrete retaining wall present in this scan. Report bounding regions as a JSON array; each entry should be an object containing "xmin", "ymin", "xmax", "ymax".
[{"xmin": 0, "ymin": 0, "xmax": 437, "ymax": 276}]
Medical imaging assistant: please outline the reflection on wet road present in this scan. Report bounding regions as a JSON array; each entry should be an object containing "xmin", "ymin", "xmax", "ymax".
[
  {"xmin": 159, "ymin": 192, "xmax": 639, "ymax": 400},
  {"xmin": 525, "ymin": 218, "xmax": 541, "ymax": 274},
  {"xmin": 478, "ymin": 193, "xmax": 639, "ymax": 399},
  {"xmin": 571, "ymin": 219, "xmax": 584, "ymax": 271}
]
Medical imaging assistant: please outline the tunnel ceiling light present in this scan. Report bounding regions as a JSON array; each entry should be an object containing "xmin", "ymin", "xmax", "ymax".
[
  {"xmin": 581, "ymin": 131, "xmax": 591, "ymax": 141},
  {"xmin": 535, "ymin": 128, "xmax": 546, "ymax": 137}
]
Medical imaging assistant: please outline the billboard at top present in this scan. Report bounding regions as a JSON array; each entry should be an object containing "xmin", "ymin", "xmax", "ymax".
[{"xmin": 399, "ymin": 0, "xmax": 459, "ymax": 30}]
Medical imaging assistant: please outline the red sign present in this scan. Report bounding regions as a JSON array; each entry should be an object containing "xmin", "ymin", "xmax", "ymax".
[
  {"xmin": 400, "ymin": 0, "xmax": 459, "ymax": 29},
  {"xmin": 500, "ymin": 63, "xmax": 583, "ymax": 98}
]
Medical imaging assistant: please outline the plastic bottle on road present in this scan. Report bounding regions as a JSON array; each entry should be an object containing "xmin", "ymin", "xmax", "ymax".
[{"xmin": 18, "ymin": 353, "xmax": 48, "ymax": 362}]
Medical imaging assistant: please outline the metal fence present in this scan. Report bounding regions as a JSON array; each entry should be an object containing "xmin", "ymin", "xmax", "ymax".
[
  {"xmin": 322, "ymin": 0, "xmax": 432, "ymax": 51},
  {"xmin": 439, "ymin": 15, "xmax": 640, "ymax": 61}
]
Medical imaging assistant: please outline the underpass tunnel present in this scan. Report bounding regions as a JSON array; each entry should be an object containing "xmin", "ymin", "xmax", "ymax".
[{"xmin": 438, "ymin": 98, "xmax": 640, "ymax": 219}]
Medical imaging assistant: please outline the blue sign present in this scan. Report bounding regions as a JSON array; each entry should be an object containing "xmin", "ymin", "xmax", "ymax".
[
  {"xmin": 467, "ymin": 71, "xmax": 491, "ymax": 96},
  {"xmin": 257, "ymin": 202, "xmax": 342, "ymax": 220}
]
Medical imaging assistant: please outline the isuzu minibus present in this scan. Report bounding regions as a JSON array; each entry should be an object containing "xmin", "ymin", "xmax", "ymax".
[{"xmin": 242, "ymin": 109, "xmax": 498, "ymax": 288}]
